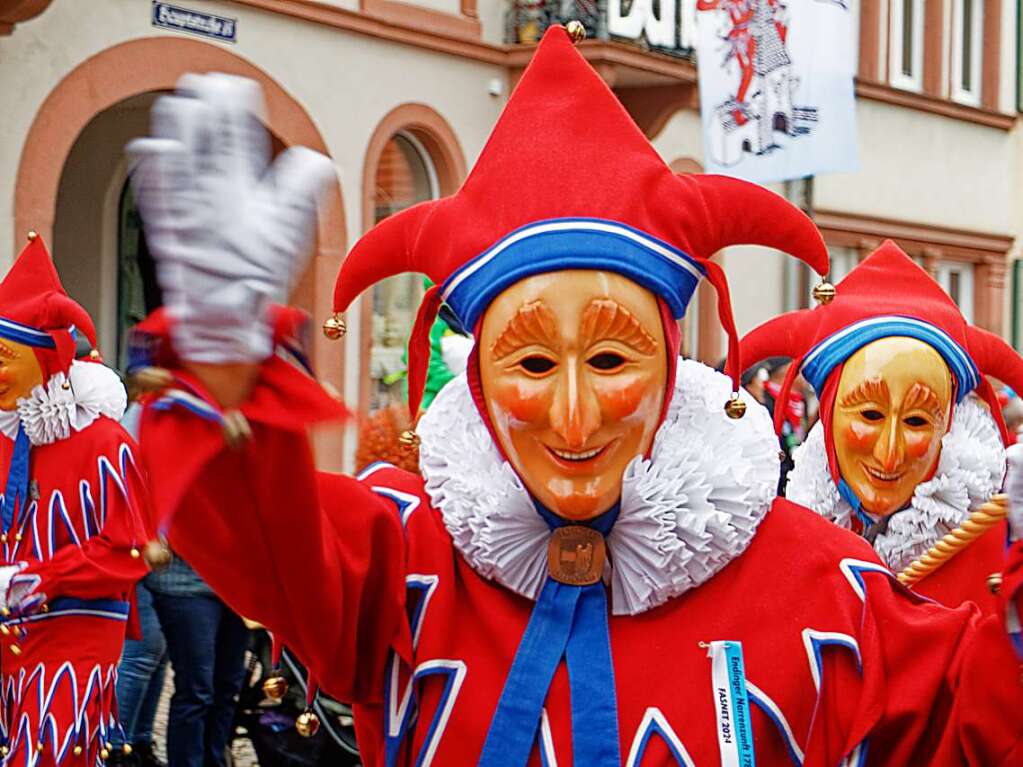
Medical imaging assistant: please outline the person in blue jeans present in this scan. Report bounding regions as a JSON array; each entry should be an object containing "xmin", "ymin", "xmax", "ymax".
[
  {"xmin": 111, "ymin": 578, "xmax": 169, "ymax": 767},
  {"xmin": 148, "ymin": 554, "xmax": 249, "ymax": 767}
]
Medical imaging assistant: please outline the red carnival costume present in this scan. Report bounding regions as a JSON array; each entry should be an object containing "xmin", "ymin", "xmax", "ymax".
[
  {"xmin": 0, "ymin": 237, "xmax": 150, "ymax": 766},
  {"xmin": 742, "ymin": 243, "xmax": 1023, "ymax": 613},
  {"xmin": 128, "ymin": 31, "xmax": 1023, "ymax": 767}
]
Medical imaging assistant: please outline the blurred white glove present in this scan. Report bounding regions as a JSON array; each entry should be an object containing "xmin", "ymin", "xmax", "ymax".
[
  {"xmin": 128, "ymin": 73, "xmax": 336, "ymax": 363},
  {"xmin": 1006, "ymin": 443, "xmax": 1023, "ymax": 541}
]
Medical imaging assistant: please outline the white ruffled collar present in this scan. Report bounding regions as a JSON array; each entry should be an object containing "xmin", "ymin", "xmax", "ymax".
[
  {"xmin": 786, "ymin": 396, "xmax": 1005, "ymax": 572},
  {"xmin": 0, "ymin": 360, "xmax": 128, "ymax": 446},
  {"xmin": 416, "ymin": 360, "xmax": 781, "ymax": 615}
]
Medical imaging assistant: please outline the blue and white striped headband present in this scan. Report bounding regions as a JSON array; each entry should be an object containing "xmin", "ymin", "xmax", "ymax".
[
  {"xmin": 801, "ymin": 315, "xmax": 980, "ymax": 403},
  {"xmin": 0, "ymin": 316, "xmax": 77, "ymax": 350},
  {"xmin": 440, "ymin": 217, "xmax": 706, "ymax": 331}
]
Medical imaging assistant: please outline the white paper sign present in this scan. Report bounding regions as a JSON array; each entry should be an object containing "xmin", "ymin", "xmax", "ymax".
[{"xmin": 696, "ymin": 0, "xmax": 858, "ymax": 183}]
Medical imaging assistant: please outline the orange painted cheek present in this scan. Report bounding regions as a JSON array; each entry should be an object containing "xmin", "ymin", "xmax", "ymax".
[
  {"xmin": 491, "ymin": 380, "xmax": 552, "ymax": 424},
  {"xmin": 904, "ymin": 432, "xmax": 937, "ymax": 460},
  {"xmin": 595, "ymin": 376, "xmax": 651, "ymax": 422},
  {"xmin": 843, "ymin": 421, "xmax": 878, "ymax": 452}
]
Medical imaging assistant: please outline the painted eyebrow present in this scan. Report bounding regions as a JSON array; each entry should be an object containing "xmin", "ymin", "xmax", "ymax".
[
  {"xmin": 902, "ymin": 382, "xmax": 946, "ymax": 419},
  {"xmin": 490, "ymin": 300, "xmax": 559, "ymax": 359},
  {"xmin": 580, "ymin": 299, "xmax": 658, "ymax": 356},
  {"xmin": 839, "ymin": 378, "xmax": 889, "ymax": 408},
  {"xmin": 0, "ymin": 341, "xmax": 18, "ymax": 360}
]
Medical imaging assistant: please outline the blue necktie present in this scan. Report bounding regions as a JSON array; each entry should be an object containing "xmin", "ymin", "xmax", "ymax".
[
  {"xmin": 478, "ymin": 502, "xmax": 621, "ymax": 767},
  {"xmin": 2, "ymin": 425, "xmax": 29, "ymax": 535}
]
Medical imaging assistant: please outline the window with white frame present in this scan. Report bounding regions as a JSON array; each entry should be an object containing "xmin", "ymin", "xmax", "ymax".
[
  {"xmin": 952, "ymin": 0, "xmax": 984, "ymax": 105},
  {"xmin": 889, "ymin": 0, "xmax": 925, "ymax": 91},
  {"xmin": 935, "ymin": 260, "xmax": 975, "ymax": 322},
  {"xmin": 370, "ymin": 131, "xmax": 440, "ymax": 410}
]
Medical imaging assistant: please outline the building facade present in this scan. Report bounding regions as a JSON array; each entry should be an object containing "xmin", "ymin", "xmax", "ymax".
[{"xmin": 0, "ymin": 0, "xmax": 1020, "ymax": 469}]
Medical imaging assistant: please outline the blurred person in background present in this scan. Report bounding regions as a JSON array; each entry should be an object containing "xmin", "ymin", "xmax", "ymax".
[
  {"xmin": 355, "ymin": 293, "xmax": 471, "ymax": 474},
  {"xmin": 742, "ymin": 355, "xmax": 807, "ymax": 492},
  {"xmin": 110, "ymin": 405, "xmax": 168, "ymax": 767},
  {"xmin": 1001, "ymin": 387, "xmax": 1022, "ymax": 444},
  {"xmin": 146, "ymin": 552, "xmax": 248, "ymax": 767},
  {"xmin": 109, "ymin": 579, "xmax": 168, "ymax": 767}
]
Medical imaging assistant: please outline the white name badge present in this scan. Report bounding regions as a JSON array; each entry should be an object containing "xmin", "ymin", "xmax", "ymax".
[{"xmin": 707, "ymin": 640, "xmax": 756, "ymax": 767}]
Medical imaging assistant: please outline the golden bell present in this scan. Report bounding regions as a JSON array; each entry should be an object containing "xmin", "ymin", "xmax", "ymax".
[
  {"xmin": 143, "ymin": 539, "xmax": 173, "ymax": 571},
  {"xmin": 987, "ymin": 572, "xmax": 1003, "ymax": 595},
  {"xmin": 9, "ymin": 644, "xmax": 21, "ymax": 656},
  {"xmin": 565, "ymin": 20, "xmax": 586, "ymax": 43},
  {"xmin": 89, "ymin": 349, "xmax": 101, "ymax": 361},
  {"xmin": 1, "ymin": 745, "xmax": 9, "ymax": 756},
  {"xmin": 121, "ymin": 744, "xmax": 133, "ymax": 756},
  {"xmin": 724, "ymin": 395, "xmax": 747, "ymax": 420},
  {"xmin": 295, "ymin": 709, "xmax": 321, "ymax": 737},
  {"xmin": 322, "ymin": 314, "xmax": 347, "ymax": 340},
  {"xmin": 26, "ymin": 231, "xmax": 37, "ymax": 242},
  {"xmin": 73, "ymin": 745, "xmax": 83, "ymax": 756},
  {"xmin": 36, "ymin": 742, "xmax": 43, "ymax": 752},
  {"xmin": 126, "ymin": 366, "xmax": 174, "ymax": 401},
  {"xmin": 222, "ymin": 409, "xmax": 253, "ymax": 449},
  {"xmin": 100, "ymin": 748, "xmax": 110, "ymax": 760},
  {"xmin": 262, "ymin": 674, "xmax": 289, "ymax": 701},
  {"xmin": 130, "ymin": 547, "xmax": 141, "ymax": 559},
  {"xmin": 812, "ymin": 281, "xmax": 837, "ymax": 305},
  {"xmin": 399, "ymin": 429, "xmax": 420, "ymax": 448}
]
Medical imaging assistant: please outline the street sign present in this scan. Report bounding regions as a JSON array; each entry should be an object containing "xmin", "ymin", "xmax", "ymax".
[{"xmin": 152, "ymin": 2, "xmax": 237, "ymax": 43}]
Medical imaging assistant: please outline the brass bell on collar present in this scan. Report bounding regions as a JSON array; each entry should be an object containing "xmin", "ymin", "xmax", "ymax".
[
  {"xmin": 724, "ymin": 394, "xmax": 747, "ymax": 420},
  {"xmin": 296, "ymin": 709, "xmax": 321, "ymax": 737},
  {"xmin": 262, "ymin": 673, "xmax": 289, "ymax": 701},
  {"xmin": 126, "ymin": 366, "xmax": 174, "ymax": 401},
  {"xmin": 322, "ymin": 313, "xmax": 346, "ymax": 340},
  {"xmin": 143, "ymin": 539, "xmax": 173, "ymax": 571},
  {"xmin": 812, "ymin": 281, "xmax": 837, "ymax": 305},
  {"xmin": 987, "ymin": 572, "xmax": 1003, "ymax": 595},
  {"xmin": 399, "ymin": 429, "xmax": 420, "ymax": 449},
  {"xmin": 73, "ymin": 745, "xmax": 83, "ymax": 756},
  {"xmin": 565, "ymin": 20, "xmax": 586, "ymax": 43}
]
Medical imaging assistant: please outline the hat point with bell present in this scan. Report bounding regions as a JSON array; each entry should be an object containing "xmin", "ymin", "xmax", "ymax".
[
  {"xmin": 739, "ymin": 240, "xmax": 1023, "ymax": 443},
  {"xmin": 0, "ymin": 234, "xmax": 97, "ymax": 377},
  {"xmin": 330, "ymin": 25, "xmax": 829, "ymax": 418}
]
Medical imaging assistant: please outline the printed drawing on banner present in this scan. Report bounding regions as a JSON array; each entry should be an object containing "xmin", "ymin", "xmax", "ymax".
[{"xmin": 695, "ymin": 0, "xmax": 857, "ymax": 184}]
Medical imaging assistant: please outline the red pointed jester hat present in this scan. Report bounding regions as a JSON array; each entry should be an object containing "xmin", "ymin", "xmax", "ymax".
[
  {"xmin": 0, "ymin": 234, "xmax": 96, "ymax": 377},
  {"xmin": 333, "ymin": 25, "xmax": 829, "ymax": 416},
  {"xmin": 740, "ymin": 240, "xmax": 1023, "ymax": 443}
]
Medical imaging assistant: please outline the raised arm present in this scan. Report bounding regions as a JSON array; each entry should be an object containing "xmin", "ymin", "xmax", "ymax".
[{"xmin": 128, "ymin": 73, "xmax": 410, "ymax": 702}]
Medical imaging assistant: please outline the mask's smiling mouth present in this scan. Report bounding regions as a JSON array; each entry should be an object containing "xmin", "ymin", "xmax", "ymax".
[
  {"xmin": 862, "ymin": 462, "xmax": 906, "ymax": 484},
  {"xmin": 544, "ymin": 441, "xmax": 613, "ymax": 468}
]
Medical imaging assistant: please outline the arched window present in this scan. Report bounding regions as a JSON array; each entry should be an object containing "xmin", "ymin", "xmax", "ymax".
[{"xmin": 370, "ymin": 132, "xmax": 440, "ymax": 408}]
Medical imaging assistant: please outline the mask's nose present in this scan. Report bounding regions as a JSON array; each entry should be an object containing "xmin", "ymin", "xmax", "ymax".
[{"xmin": 549, "ymin": 361, "xmax": 601, "ymax": 449}]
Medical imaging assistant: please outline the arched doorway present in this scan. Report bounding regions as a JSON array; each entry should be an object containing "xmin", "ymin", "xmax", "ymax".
[{"xmin": 14, "ymin": 36, "xmax": 346, "ymax": 383}]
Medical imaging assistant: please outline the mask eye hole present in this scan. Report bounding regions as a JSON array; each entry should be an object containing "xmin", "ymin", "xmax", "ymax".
[
  {"xmin": 903, "ymin": 415, "xmax": 928, "ymax": 427},
  {"xmin": 519, "ymin": 356, "xmax": 556, "ymax": 375},
  {"xmin": 588, "ymin": 352, "xmax": 626, "ymax": 371},
  {"xmin": 861, "ymin": 409, "xmax": 884, "ymax": 422}
]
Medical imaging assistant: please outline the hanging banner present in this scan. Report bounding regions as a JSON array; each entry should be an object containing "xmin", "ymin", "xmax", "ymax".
[{"xmin": 695, "ymin": 0, "xmax": 858, "ymax": 184}]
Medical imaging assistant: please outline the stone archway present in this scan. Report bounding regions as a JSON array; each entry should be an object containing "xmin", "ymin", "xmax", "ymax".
[
  {"xmin": 14, "ymin": 35, "xmax": 347, "ymax": 379},
  {"xmin": 14, "ymin": 36, "xmax": 349, "ymax": 465}
]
